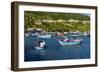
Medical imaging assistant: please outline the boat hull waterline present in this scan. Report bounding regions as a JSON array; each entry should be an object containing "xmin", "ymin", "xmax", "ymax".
[
  {"xmin": 58, "ymin": 39, "xmax": 82, "ymax": 46},
  {"xmin": 35, "ymin": 47, "xmax": 44, "ymax": 50}
]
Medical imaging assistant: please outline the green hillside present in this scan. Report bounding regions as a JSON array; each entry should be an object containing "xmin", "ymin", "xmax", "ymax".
[{"xmin": 24, "ymin": 11, "xmax": 90, "ymax": 32}]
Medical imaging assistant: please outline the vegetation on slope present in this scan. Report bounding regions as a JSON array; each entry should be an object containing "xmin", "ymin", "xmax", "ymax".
[{"xmin": 24, "ymin": 11, "xmax": 90, "ymax": 32}]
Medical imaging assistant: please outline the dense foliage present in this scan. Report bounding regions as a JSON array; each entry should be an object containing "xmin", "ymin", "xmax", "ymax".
[{"xmin": 24, "ymin": 11, "xmax": 90, "ymax": 32}]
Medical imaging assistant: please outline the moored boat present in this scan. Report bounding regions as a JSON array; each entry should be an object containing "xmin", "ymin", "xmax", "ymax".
[
  {"xmin": 58, "ymin": 38, "xmax": 82, "ymax": 46},
  {"xmin": 35, "ymin": 40, "xmax": 46, "ymax": 50},
  {"xmin": 37, "ymin": 34, "xmax": 52, "ymax": 38}
]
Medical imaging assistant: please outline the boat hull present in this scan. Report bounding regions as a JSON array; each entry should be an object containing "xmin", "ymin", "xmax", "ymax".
[
  {"xmin": 35, "ymin": 47, "xmax": 44, "ymax": 50},
  {"xmin": 58, "ymin": 40, "xmax": 81, "ymax": 46}
]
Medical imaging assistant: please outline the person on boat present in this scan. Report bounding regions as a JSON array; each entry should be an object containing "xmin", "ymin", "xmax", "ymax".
[
  {"xmin": 38, "ymin": 40, "xmax": 46, "ymax": 48},
  {"xmin": 42, "ymin": 40, "xmax": 46, "ymax": 48}
]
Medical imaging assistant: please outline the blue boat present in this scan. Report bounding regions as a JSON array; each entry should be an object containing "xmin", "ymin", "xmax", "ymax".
[{"xmin": 58, "ymin": 39, "xmax": 82, "ymax": 46}]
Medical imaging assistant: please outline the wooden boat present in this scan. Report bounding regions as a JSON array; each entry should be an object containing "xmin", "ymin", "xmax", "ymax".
[{"xmin": 58, "ymin": 38, "xmax": 82, "ymax": 46}]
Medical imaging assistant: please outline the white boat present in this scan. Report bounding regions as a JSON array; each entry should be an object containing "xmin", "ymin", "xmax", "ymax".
[
  {"xmin": 37, "ymin": 34, "xmax": 52, "ymax": 38},
  {"xmin": 35, "ymin": 47, "xmax": 44, "ymax": 50},
  {"xmin": 35, "ymin": 40, "xmax": 46, "ymax": 50}
]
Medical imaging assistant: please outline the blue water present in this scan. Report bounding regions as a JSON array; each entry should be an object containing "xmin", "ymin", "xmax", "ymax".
[{"xmin": 24, "ymin": 35, "xmax": 90, "ymax": 62}]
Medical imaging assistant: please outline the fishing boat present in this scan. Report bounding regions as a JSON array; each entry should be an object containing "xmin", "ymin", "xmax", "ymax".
[
  {"xmin": 58, "ymin": 38, "xmax": 82, "ymax": 46},
  {"xmin": 37, "ymin": 34, "xmax": 52, "ymax": 38},
  {"xmin": 35, "ymin": 40, "xmax": 46, "ymax": 50}
]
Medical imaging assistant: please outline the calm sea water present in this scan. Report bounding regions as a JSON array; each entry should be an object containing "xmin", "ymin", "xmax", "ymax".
[{"xmin": 24, "ymin": 35, "xmax": 90, "ymax": 62}]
